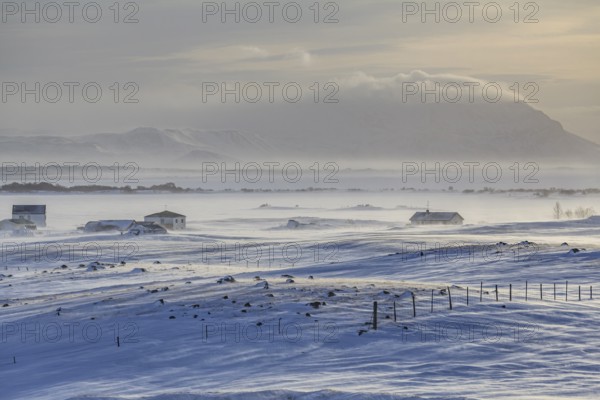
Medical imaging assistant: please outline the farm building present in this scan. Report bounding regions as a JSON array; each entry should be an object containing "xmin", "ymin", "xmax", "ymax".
[
  {"xmin": 0, "ymin": 218, "xmax": 37, "ymax": 234},
  {"xmin": 410, "ymin": 210, "xmax": 464, "ymax": 225},
  {"xmin": 83, "ymin": 220, "xmax": 167, "ymax": 235},
  {"xmin": 12, "ymin": 205, "xmax": 46, "ymax": 227},
  {"xmin": 129, "ymin": 222, "xmax": 167, "ymax": 235},
  {"xmin": 144, "ymin": 211, "xmax": 186, "ymax": 230},
  {"xmin": 84, "ymin": 220, "xmax": 136, "ymax": 233}
]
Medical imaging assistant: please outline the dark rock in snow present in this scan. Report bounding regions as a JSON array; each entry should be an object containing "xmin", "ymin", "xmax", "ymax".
[{"xmin": 217, "ymin": 275, "xmax": 236, "ymax": 284}]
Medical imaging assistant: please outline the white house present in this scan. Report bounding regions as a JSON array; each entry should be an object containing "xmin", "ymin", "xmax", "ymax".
[
  {"xmin": 410, "ymin": 210, "xmax": 464, "ymax": 225},
  {"xmin": 144, "ymin": 211, "xmax": 186, "ymax": 230},
  {"xmin": 12, "ymin": 205, "xmax": 46, "ymax": 227}
]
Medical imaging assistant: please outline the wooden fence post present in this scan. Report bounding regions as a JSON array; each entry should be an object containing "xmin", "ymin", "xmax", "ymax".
[
  {"xmin": 393, "ymin": 301, "xmax": 397, "ymax": 322},
  {"xmin": 447, "ymin": 287, "xmax": 453, "ymax": 310},
  {"xmin": 495, "ymin": 285, "xmax": 498, "ymax": 302},
  {"xmin": 565, "ymin": 281, "xmax": 568, "ymax": 301},
  {"xmin": 540, "ymin": 283, "xmax": 543, "ymax": 300},
  {"xmin": 579, "ymin": 286, "xmax": 581, "ymax": 301},
  {"xmin": 373, "ymin": 301, "xmax": 378, "ymax": 330},
  {"xmin": 412, "ymin": 293, "xmax": 416, "ymax": 318},
  {"xmin": 480, "ymin": 282, "xmax": 483, "ymax": 302},
  {"xmin": 431, "ymin": 289, "xmax": 434, "ymax": 313},
  {"xmin": 509, "ymin": 284, "xmax": 512, "ymax": 302}
]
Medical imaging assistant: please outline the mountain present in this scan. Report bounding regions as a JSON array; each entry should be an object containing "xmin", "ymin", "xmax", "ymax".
[
  {"xmin": 0, "ymin": 128, "xmax": 274, "ymax": 166},
  {"xmin": 0, "ymin": 100, "xmax": 597, "ymax": 168},
  {"xmin": 200, "ymin": 99, "xmax": 600, "ymax": 166}
]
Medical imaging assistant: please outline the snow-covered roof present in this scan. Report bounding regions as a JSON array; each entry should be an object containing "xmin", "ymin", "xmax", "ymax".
[
  {"xmin": 410, "ymin": 211, "xmax": 463, "ymax": 222},
  {"xmin": 84, "ymin": 220, "xmax": 136, "ymax": 232},
  {"xmin": 145, "ymin": 210, "xmax": 186, "ymax": 218}
]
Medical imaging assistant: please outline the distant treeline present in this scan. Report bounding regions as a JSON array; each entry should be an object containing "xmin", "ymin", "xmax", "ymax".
[
  {"xmin": 1, "ymin": 182, "xmax": 598, "ymax": 195},
  {"xmin": 0, "ymin": 182, "xmax": 194, "ymax": 193},
  {"xmin": 462, "ymin": 187, "xmax": 600, "ymax": 196},
  {"xmin": 0, "ymin": 182, "xmax": 339, "ymax": 193}
]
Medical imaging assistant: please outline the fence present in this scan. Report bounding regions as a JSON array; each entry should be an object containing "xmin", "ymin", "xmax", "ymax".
[{"xmin": 370, "ymin": 281, "xmax": 596, "ymax": 329}]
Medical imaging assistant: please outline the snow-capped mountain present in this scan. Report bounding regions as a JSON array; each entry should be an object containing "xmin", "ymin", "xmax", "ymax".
[{"xmin": 0, "ymin": 101, "xmax": 598, "ymax": 167}]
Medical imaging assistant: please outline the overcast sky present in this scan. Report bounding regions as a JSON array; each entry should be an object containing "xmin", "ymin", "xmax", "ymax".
[{"xmin": 1, "ymin": 0, "xmax": 599, "ymax": 143}]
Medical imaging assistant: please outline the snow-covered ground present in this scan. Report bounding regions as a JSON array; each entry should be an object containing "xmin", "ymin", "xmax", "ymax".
[{"xmin": 1, "ymin": 192, "xmax": 600, "ymax": 399}]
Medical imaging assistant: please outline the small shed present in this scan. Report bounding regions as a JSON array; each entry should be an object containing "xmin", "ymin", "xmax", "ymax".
[
  {"xmin": 144, "ymin": 211, "xmax": 186, "ymax": 230},
  {"xmin": 12, "ymin": 205, "xmax": 46, "ymax": 227},
  {"xmin": 410, "ymin": 210, "xmax": 464, "ymax": 225}
]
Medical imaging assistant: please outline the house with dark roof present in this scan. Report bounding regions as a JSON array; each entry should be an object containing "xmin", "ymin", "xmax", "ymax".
[
  {"xmin": 144, "ymin": 210, "xmax": 186, "ymax": 230},
  {"xmin": 12, "ymin": 205, "xmax": 46, "ymax": 227},
  {"xmin": 410, "ymin": 209, "xmax": 464, "ymax": 225}
]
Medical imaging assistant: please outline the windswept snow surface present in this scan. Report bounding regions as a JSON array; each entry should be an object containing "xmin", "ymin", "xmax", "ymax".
[{"xmin": 1, "ymin": 192, "xmax": 600, "ymax": 399}]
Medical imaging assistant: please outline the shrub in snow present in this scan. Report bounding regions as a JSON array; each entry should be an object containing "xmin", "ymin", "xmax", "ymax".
[{"xmin": 86, "ymin": 262, "xmax": 106, "ymax": 271}]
